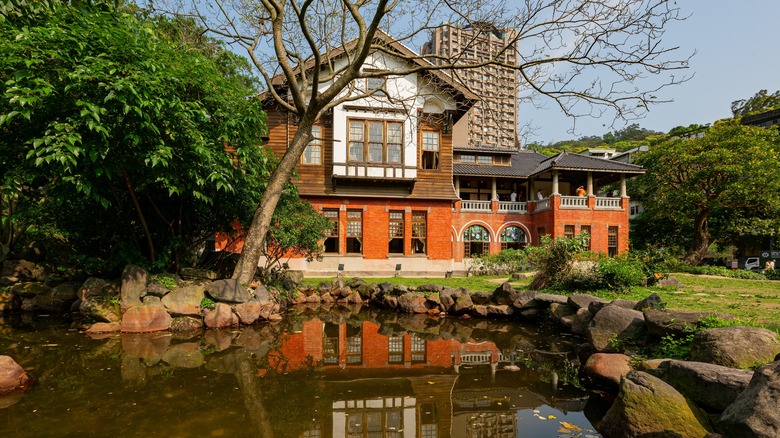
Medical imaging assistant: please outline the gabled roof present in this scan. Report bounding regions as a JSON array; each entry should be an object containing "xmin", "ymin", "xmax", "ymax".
[
  {"xmin": 265, "ymin": 30, "xmax": 478, "ymax": 116},
  {"xmin": 529, "ymin": 152, "xmax": 645, "ymax": 176},
  {"xmin": 453, "ymin": 150, "xmax": 547, "ymax": 177}
]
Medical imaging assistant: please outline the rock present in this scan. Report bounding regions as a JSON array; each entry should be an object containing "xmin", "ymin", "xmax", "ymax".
[
  {"xmin": 571, "ymin": 308, "xmax": 594, "ymax": 336},
  {"xmin": 493, "ymin": 282, "xmax": 520, "ymax": 306},
  {"xmin": 121, "ymin": 306, "xmax": 172, "ymax": 333},
  {"xmin": 567, "ymin": 294, "xmax": 608, "ymax": 310},
  {"xmin": 587, "ymin": 305, "xmax": 646, "ymax": 352},
  {"xmin": 398, "ymin": 292, "xmax": 429, "ymax": 314},
  {"xmin": 599, "ymin": 371, "xmax": 711, "ymax": 438},
  {"xmin": 205, "ymin": 279, "xmax": 251, "ymax": 303},
  {"xmin": 120, "ymin": 265, "xmax": 148, "ymax": 308},
  {"xmin": 583, "ymin": 353, "xmax": 633, "ymax": 389},
  {"xmin": 425, "ymin": 293, "xmax": 443, "ymax": 312},
  {"xmin": 451, "ymin": 292, "xmax": 474, "ymax": 315},
  {"xmin": 0, "ymin": 356, "xmax": 30, "ymax": 395},
  {"xmin": 690, "ymin": 326, "xmax": 780, "ymax": 369},
  {"xmin": 142, "ymin": 296, "xmax": 162, "ymax": 306},
  {"xmin": 235, "ymin": 302, "xmax": 263, "ymax": 325},
  {"xmin": 417, "ymin": 284, "xmax": 443, "ymax": 293},
  {"xmin": 9, "ymin": 282, "xmax": 52, "ymax": 299},
  {"xmin": 122, "ymin": 333, "xmax": 171, "ymax": 364},
  {"xmin": 549, "ymin": 303, "xmax": 576, "ymax": 325},
  {"xmin": 470, "ymin": 291, "xmax": 492, "ymax": 305},
  {"xmin": 204, "ymin": 303, "xmax": 239, "ymax": 328},
  {"xmin": 31, "ymin": 294, "xmax": 71, "ymax": 313},
  {"xmin": 77, "ymin": 277, "xmax": 110, "ymax": 301},
  {"xmin": 532, "ymin": 293, "xmax": 568, "ymax": 306},
  {"xmin": 355, "ymin": 283, "xmax": 375, "ymax": 299},
  {"xmin": 719, "ymin": 361, "xmax": 780, "ymax": 437},
  {"xmin": 635, "ymin": 293, "xmax": 664, "ymax": 311},
  {"xmin": 644, "ymin": 310, "xmax": 732, "ymax": 339},
  {"xmin": 651, "ymin": 360, "xmax": 754, "ymax": 412},
  {"xmin": 0, "ymin": 292, "xmax": 21, "ymax": 313},
  {"xmin": 486, "ymin": 305, "xmax": 514, "ymax": 317},
  {"xmin": 85, "ymin": 322, "xmax": 122, "ymax": 334},
  {"xmin": 254, "ymin": 284, "xmax": 270, "ymax": 302},
  {"xmin": 283, "ymin": 270, "xmax": 304, "ymax": 284},
  {"xmin": 512, "ymin": 291, "xmax": 537, "ymax": 308},
  {"xmin": 471, "ymin": 305, "xmax": 488, "ymax": 318},
  {"xmin": 658, "ymin": 276, "xmax": 684, "ymax": 287},
  {"xmin": 179, "ymin": 267, "xmax": 218, "ymax": 280},
  {"xmin": 637, "ymin": 358, "xmax": 669, "ymax": 372},
  {"xmin": 51, "ymin": 281, "xmax": 81, "ymax": 301},
  {"xmin": 80, "ymin": 297, "xmax": 120, "ymax": 323},
  {"xmin": 144, "ymin": 283, "xmax": 170, "ymax": 298},
  {"xmin": 1, "ymin": 260, "xmax": 45, "ymax": 285},
  {"xmin": 438, "ymin": 289, "xmax": 457, "ymax": 311},
  {"xmin": 162, "ymin": 285, "xmax": 206, "ymax": 316},
  {"xmin": 171, "ymin": 316, "xmax": 203, "ymax": 333}
]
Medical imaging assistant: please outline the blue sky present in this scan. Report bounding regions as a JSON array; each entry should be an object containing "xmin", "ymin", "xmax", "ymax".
[{"xmin": 522, "ymin": 0, "xmax": 780, "ymax": 144}]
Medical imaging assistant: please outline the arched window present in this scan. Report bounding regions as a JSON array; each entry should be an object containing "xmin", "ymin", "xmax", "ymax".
[
  {"xmin": 463, "ymin": 225, "xmax": 490, "ymax": 257},
  {"xmin": 500, "ymin": 226, "xmax": 527, "ymax": 250}
]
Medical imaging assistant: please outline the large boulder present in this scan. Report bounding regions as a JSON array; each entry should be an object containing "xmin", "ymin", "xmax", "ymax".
[
  {"xmin": 599, "ymin": 371, "xmax": 711, "ymax": 438},
  {"xmin": 0, "ymin": 356, "xmax": 30, "ymax": 395},
  {"xmin": 162, "ymin": 285, "xmax": 206, "ymax": 316},
  {"xmin": 493, "ymin": 282, "xmax": 520, "ymax": 306},
  {"xmin": 121, "ymin": 306, "xmax": 172, "ymax": 333},
  {"xmin": 719, "ymin": 361, "xmax": 780, "ymax": 437},
  {"xmin": 571, "ymin": 308, "xmax": 594, "ymax": 336},
  {"xmin": 9, "ymin": 282, "xmax": 52, "ymax": 299},
  {"xmin": 80, "ymin": 297, "xmax": 121, "ymax": 323},
  {"xmin": 644, "ymin": 310, "xmax": 732, "ymax": 339},
  {"xmin": 690, "ymin": 326, "xmax": 780, "ymax": 369},
  {"xmin": 120, "ymin": 265, "xmax": 148, "ymax": 308},
  {"xmin": 587, "ymin": 305, "xmax": 646, "ymax": 352},
  {"xmin": 582, "ymin": 353, "xmax": 633, "ymax": 389},
  {"xmin": 1, "ymin": 260, "xmax": 45, "ymax": 285},
  {"xmin": 451, "ymin": 292, "xmax": 474, "ymax": 315},
  {"xmin": 470, "ymin": 291, "xmax": 492, "ymax": 305},
  {"xmin": 204, "ymin": 303, "xmax": 239, "ymax": 328},
  {"xmin": 234, "ymin": 302, "xmax": 263, "ymax": 325},
  {"xmin": 397, "ymin": 292, "xmax": 430, "ymax": 314},
  {"xmin": 567, "ymin": 294, "xmax": 608, "ymax": 310},
  {"xmin": 77, "ymin": 277, "xmax": 111, "ymax": 301},
  {"xmin": 31, "ymin": 293, "xmax": 71, "ymax": 313},
  {"xmin": 205, "ymin": 279, "xmax": 251, "ymax": 303},
  {"xmin": 651, "ymin": 360, "xmax": 754, "ymax": 412}
]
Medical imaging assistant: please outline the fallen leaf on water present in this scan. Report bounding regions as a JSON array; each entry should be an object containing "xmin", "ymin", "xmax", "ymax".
[
  {"xmin": 547, "ymin": 414, "xmax": 556, "ymax": 419},
  {"xmin": 427, "ymin": 381, "xmax": 435, "ymax": 385},
  {"xmin": 559, "ymin": 421, "xmax": 582, "ymax": 432}
]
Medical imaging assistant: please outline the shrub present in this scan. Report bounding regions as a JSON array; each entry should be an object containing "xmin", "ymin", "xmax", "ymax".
[
  {"xmin": 597, "ymin": 257, "xmax": 646, "ymax": 291},
  {"xmin": 686, "ymin": 265, "xmax": 766, "ymax": 280},
  {"xmin": 765, "ymin": 269, "xmax": 780, "ymax": 281},
  {"xmin": 469, "ymin": 249, "xmax": 529, "ymax": 275},
  {"xmin": 526, "ymin": 234, "xmax": 590, "ymax": 290}
]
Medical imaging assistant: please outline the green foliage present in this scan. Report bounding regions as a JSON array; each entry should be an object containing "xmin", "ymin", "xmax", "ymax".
[
  {"xmin": 0, "ymin": 0, "xmax": 269, "ymax": 273},
  {"xmin": 685, "ymin": 265, "xmax": 766, "ymax": 280},
  {"xmin": 468, "ymin": 248, "xmax": 529, "ymax": 275},
  {"xmin": 651, "ymin": 315, "xmax": 744, "ymax": 360},
  {"xmin": 525, "ymin": 234, "xmax": 590, "ymax": 290},
  {"xmin": 764, "ymin": 270, "xmax": 780, "ymax": 281},
  {"xmin": 731, "ymin": 89, "xmax": 780, "ymax": 117},
  {"xmin": 152, "ymin": 274, "xmax": 178, "ymax": 289},
  {"xmin": 199, "ymin": 297, "xmax": 216, "ymax": 311},
  {"xmin": 597, "ymin": 256, "xmax": 646, "ymax": 291},
  {"xmin": 633, "ymin": 121, "xmax": 780, "ymax": 264}
]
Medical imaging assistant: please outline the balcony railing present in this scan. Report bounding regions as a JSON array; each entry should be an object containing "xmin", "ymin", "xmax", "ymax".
[
  {"xmin": 497, "ymin": 201, "xmax": 528, "ymax": 213},
  {"xmin": 461, "ymin": 200, "xmax": 491, "ymax": 212},
  {"xmin": 535, "ymin": 198, "xmax": 551, "ymax": 211},
  {"xmin": 560, "ymin": 196, "xmax": 588, "ymax": 209},
  {"xmin": 596, "ymin": 197, "xmax": 623, "ymax": 209},
  {"xmin": 332, "ymin": 162, "xmax": 417, "ymax": 180}
]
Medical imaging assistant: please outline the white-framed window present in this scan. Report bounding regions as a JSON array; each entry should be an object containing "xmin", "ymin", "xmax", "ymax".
[
  {"xmin": 302, "ymin": 125, "xmax": 322, "ymax": 164},
  {"xmin": 421, "ymin": 131, "xmax": 439, "ymax": 170},
  {"xmin": 348, "ymin": 119, "xmax": 403, "ymax": 164}
]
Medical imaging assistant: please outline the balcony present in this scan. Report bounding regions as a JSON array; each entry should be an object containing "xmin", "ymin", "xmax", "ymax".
[
  {"xmin": 595, "ymin": 197, "xmax": 623, "ymax": 209},
  {"xmin": 460, "ymin": 200, "xmax": 491, "ymax": 212},
  {"xmin": 332, "ymin": 162, "xmax": 417, "ymax": 180},
  {"xmin": 497, "ymin": 201, "xmax": 527, "ymax": 213},
  {"xmin": 560, "ymin": 196, "xmax": 588, "ymax": 209},
  {"xmin": 455, "ymin": 196, "xmax": 624, "ymax": 214}
]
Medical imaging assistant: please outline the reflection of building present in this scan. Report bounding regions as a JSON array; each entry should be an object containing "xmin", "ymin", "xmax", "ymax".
[{"xmin": 262, "ymin": 317, "xmax": 590, "ymax": 438}]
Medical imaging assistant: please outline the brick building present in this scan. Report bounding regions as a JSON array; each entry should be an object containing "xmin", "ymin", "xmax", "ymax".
[{"xmin": 254, "ymin": 31, "xmax": 643, "ymax": 276}]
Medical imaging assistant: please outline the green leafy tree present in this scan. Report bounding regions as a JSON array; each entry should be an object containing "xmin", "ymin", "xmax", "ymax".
[
  {"xmin": 634, "ymin": 121, "xmax": 780, "ymax": 264},
  {"xmin": 0, "ymin": 0, "xmax": 268, "ymax": 271},
  {"xmin": 731, "ymin": 89, "xmax": 780, "ymax": 117}
]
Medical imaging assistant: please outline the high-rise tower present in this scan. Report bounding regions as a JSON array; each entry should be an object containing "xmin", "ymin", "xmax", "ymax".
[{"xmin": 422, "ymin": 23, "xmax": 519, "ymax": 149}]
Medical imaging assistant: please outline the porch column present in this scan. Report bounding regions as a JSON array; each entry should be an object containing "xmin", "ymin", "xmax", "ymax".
[
  {"xmin": 620, "ymin": 174, "xmax": 627, "ymax": 197},
  {"xmin": 587, "ymin": 172, "xmax": 594, "ymax": 196},
  {"xmin": 552, "ymin": 170, "xmax": 559, "ymax": 195},
  {"xmin": 529, "ymin": 178, "xmax": 536, "ymax": 201},
  {"xmin": 454, "ymin": 176, "xmax": 460, "ymax": 198},
  {"xmin": 491, "ymin": 177, "xmax": 498, "ymax": 201}
]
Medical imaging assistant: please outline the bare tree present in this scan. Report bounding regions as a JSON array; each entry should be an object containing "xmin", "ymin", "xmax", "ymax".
[{"xmin": 150, "ymin": 0, "xmax": 690, "ymax": 285}]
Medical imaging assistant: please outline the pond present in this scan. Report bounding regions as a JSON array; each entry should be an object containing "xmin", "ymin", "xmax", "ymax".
[{"xmin": 0, "ymin": 305, "xmax": 605, "ymax": 437}]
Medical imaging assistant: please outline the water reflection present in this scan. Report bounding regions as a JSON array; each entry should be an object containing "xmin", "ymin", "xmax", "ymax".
[{"xmin": 0, "ymin": 305, "xmax": 600, "ymax": 437}]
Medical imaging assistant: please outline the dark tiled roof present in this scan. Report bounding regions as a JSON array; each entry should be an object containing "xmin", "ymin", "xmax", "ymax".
[
  {"xmin": 530, "ymin": 152, "xmax": 644, "ymax": 176},
  {"xmin": 453, "ymin": 150, "xmax": 547, "ymax": 177},
  {"xmin": 453, "ymin": 145, "xmax": 517, "ymax": 154}
]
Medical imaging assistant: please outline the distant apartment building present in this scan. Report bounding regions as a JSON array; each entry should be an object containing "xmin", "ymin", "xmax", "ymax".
[{"xmin": 421, "ymin": 23, "xmax": 520, "ymax": 149}]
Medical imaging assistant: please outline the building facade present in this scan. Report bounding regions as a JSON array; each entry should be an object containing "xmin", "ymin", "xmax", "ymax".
[
  {"xmin": 246, "ymin": 32, "xmax": 643, "ymax": 276},
  {"xmin": 421, "ymin": 23, "xmax": 520, "ymax": 149}
]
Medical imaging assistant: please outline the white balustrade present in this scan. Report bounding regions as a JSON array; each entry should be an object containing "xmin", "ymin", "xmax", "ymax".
[
  {"xmin": 460, "ymin": 200, "xmax": 492, "ymax": 212},
  {"xmin": 497, "ymin": 201, "xmax": 528, "ymax": 213},
  {"xmin": 560, "ymin": 196, "xmax": 588, "ymax": 209},
  {"xmin": 595, "ymin": 197, "xmax": 622, "ymax": 209},
  {"xmin": 535, "ymin": 198, "xmax": 551, "ymax": 211}
]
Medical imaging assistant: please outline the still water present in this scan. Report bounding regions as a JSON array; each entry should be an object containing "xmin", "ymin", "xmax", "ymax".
[{"xmin": 0, "ymin": 305, "xmax": 604, "ymax": 437}]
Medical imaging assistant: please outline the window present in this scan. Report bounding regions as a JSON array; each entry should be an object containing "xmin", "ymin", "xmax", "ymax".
[
  {"xmin": 410, "ymin": 333, "xmax": 426, "ymax": 363},
  {"xmin": 348, "ymin": 119, "xmax": 403, "ymax": 164},
  {"xmin": 389, "ymin": 211, "xmax": 404, "ymax": 254},
  {"xmin": 421, "ymin": 131, "xmax": 439, "ymax": 170},
  {"xmin": 463, "ymin": 225, "xmax": 489, "ymax": 258},
  {"xmin": 346, "ymin": 210, "xmax": 363, "ymax": 254},
  {"xmin": 580, "ymin": 225, "xmax": 592, "ymax": 251},
  {"xmin": 477, "ymin": 155, "xmax": 492, "ymax": 164},
  {"xmin": 500, "ymin": 226, "xmax": 526, "ymax": 250},
  {"xmin": 412, "ymin": 212, "xmax": 426, "ymax": 254},
  {"xmin": 564, "ymin": 225, "xmax": 575, "ymax": 239},
  {"xmin": 459, "ymin": 154, "xmax": 475, "ymax": 163},
  {"xmin": 388, "ymin": 336, "xmax": 404, "ymax": 364},
  {"xmin": 366, "ymin": 76, "xmax": 386, "ymax": 92},
  {"xmin": 323, "ymin": 209, "xmax": 339, "ymax": 253},
  {"xmin": 322, "ymin": 323, "xmax": 339, "ymax": 364},
  {"xmin": 608, "ymin": 226, "xmax": 618, "ymax": 257},
  {"xmin": 537, "ymin": 227, "xmax": 546, "ymax": 243},
  {"xmin": 302, "ymin": 125, "xmax": 322, "ymax": 164}
]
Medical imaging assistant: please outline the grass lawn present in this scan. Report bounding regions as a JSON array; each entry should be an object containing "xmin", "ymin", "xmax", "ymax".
[{"xmin": 304, "ymin": 273, "xmax": 780, "ymax": 331}]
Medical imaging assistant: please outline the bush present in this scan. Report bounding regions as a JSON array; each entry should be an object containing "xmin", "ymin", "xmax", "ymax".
[
  {"xmin": 597, "ymin": 257, "xmax": 646, "ymax": 291},
  {"xmin": 685, "ymin": 265, "xmax": 766, "ymax": 280},
  {"xmin": 765, "ymin": 270, "xmax": 780, "ymax": 281},
  {"xmin": 469, "ymin": 249, "xmax": 529, "ymax": 275},
  {"xmin": 526, "ymin": 234, "xmax": 590, "ymax": 290}
]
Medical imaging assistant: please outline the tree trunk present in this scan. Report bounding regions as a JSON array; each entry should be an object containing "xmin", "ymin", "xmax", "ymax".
[
  {"xmin": 121, "ymin": 167, "xmax": 155, "ymax": 262},
  {"xmin": 232, "ymin": 122, "xmax": 314, "ymax": 285},
  {"xmin": 684, "ymin": 208, "xmax": 711, "ymax": 265}
]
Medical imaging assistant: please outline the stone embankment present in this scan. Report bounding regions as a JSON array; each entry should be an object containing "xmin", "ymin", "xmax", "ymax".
[{"xmin": 2, "ymin": 259, "xmax": 780, "ymax": 437}]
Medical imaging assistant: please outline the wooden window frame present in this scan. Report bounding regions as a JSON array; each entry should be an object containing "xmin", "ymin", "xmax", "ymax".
[
  {"xmin": 564, "ymin": 224, "xmax": 575, "ymax": 240},
  {"xmin": 580, "ymin": 225, "xmax": 592, "ymax": 251},
  {"xmin": 302, "ymin": 125, "xmax": 322, "ymax": 165},
  {"xmin": 322, "ymin": 209, "xmax": 339, "ymax": 254},
  {"xmin": 500, "ymin": 226, "xmax": 526, "ymax": 251},
  {"xmin": 346, "ymin": 210, "xmax": 363, "ymax": 254},
  {"xmin": 421, "ymin": 131, "xmax": 440, "ymax": 170},
  {"xmin": 608, "ymin": 226, "xmax": 619, "ymax": 257},
  {"xmin": 388, "ymin": 211, "xmax": 404, "ymax": 254},
  {"xmin": 347, "ymin": 118, "xmax": 403, "ymax": 164},
  {"xmin": 412, "ymin": 211, "xmax": 427, "ymax": 254}
]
